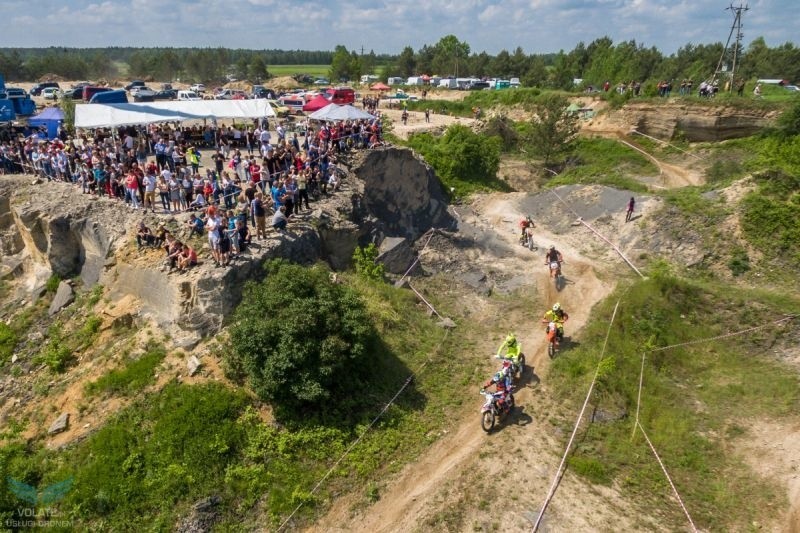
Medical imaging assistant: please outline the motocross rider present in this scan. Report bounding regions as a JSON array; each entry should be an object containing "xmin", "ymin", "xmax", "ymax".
[
  {"xmin": 519, "ymin": 216, "xmax": 535, "ymax": 243},
  {"xmin": 544, "ymin": 245, "xmax": 563, "ymax": 266},
  {"xmin": 496, "ymin": 333, "xmax": 523, "ymax": 369},
  {"xmin": 542, "ymin": 303, "xmax": 569, "ymax": 343},
  {"xmin": 482, "ymin": 362, "xmax": 513, "ymax": 413}
]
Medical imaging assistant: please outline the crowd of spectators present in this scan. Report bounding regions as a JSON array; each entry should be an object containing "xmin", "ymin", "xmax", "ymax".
[{"xmin": 0, "ymin": 114, "xmax": 384, "ymax": 272}]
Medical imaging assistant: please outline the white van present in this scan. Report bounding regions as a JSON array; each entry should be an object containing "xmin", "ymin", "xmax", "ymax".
[
  {"xmin": 387, "ymin": 77, "xmax": 405, "ymax": 85},
  {"xmin": 406, "ymin": 77, "xmax": 424, "ymax": 86},
  {"xmin": 360, "ymin": 74, "xmax": 378, "ymax": 84},
  {"xmin": 177, "ymin": 90, "xmax": 201, "ymax": 101},
  {"xmin": 439, "ymin": 78, "xmax": 458, "ymax": 89}
]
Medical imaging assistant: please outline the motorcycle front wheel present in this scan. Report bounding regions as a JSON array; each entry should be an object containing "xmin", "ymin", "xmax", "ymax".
[
  {"xmin": 481, "ymin": 410, "xmax": 495, "ymax": 433},
  {"xmin": 548, "ymin": 341, "xmax": 555, "ymax": 359},
  {"xmin": 517, "ymin": 354, "xmax": 526, "ymax": 377}
]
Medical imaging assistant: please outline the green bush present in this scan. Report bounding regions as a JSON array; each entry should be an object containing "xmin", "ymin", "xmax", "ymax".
[
  {"xmin": 727, "ymin": 247, "xmax": 751, "ymax": 276},
  {"xmin": 408, "ymin": 124, "xmax": 506, "ymax": 198},
  {"xmin": 45, "ymin": 275, "xmax": 61, "ymax": 294},
  {"xmin": 741, "ymin": 171, "xmax": 800, "ymax": 261},
  {"xmin": 353, "ymin": 243, "xmax": 385, "ymax": 281},
  {"xmin": 228, "ymin": 260, "xmax": 376, "ymax": 416},
  {"xmin": 36, "ymin": 322, "xmax": 73, "ymax": 372},
  {"xmin": 85, "ymin": 343, "xmax": 167, "ymax": 396},
  {"xmin": 61, "ymin": 383, "xmax": 248, "ymax": 527},
  {"xmin": 0, "ymin": 323, "xmax": 17, "ymax": 363}
]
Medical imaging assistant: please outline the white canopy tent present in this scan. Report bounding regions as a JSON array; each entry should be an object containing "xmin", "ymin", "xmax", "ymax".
[
  {"xmin": 308, "ymin": 104, "xmax": 374, "ymax": 122},
  {"xmin": 75, "ymin": 99, "xmax": 275, "ymax": 129}
]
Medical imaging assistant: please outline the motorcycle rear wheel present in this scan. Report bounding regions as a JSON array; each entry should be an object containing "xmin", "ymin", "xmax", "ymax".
[{"xmin": 481, "ymin": 410, "xmax": 495, "ymax": 433}]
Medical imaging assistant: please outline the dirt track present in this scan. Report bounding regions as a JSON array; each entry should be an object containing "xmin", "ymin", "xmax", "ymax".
[{"xmin": 309, "ymin": 192, "xmax": 664, "ymax": 532}]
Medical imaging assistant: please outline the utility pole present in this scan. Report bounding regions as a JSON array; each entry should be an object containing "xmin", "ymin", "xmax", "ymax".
[{"xmin": 712, "ymin": 3, "xmax": 749, "ymax": 92}]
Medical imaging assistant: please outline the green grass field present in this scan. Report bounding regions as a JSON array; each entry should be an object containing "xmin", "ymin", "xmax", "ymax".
[{"xmin": 268, "ymin": 64, "xmax": 330, "ymax": 78}]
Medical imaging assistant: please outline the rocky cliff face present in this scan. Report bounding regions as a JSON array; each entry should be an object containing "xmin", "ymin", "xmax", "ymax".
[
  {"xmin": 615, "ymin": 101, "xmax": 778, "ymax": 141},
  {"xmin": 0, "ymin": 147, "xmax": 456, "ymax": 338}
]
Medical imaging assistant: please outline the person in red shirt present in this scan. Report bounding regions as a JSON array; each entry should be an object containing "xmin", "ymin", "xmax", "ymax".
[
  {"xmin": 177, "ymin": 244, "xmax": 198, "ymax": 271},
  {"xmin": 125, "ymin": 171, "xmax": 141, "ymax": 209}
]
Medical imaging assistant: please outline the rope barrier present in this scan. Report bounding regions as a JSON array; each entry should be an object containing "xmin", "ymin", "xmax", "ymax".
[
  {"xmin": 630, "ymin": 130, "xmax": 704, "ymax": 161},
  {"xmin": 647, "ymin": 315, "xmax": 795, "ymax": 353},
  {"xmin": 637, "ymin": 421, "xmax": 699, "ymax": 533},
  {"xmin": 532, "ymin": 300, "xmax": 621, "ymax": 532},
  {"xmin": 275, "ymin": 329, "xmax": 450, "ymax": 532},
  {"xmin": 548, "ymin": 188, "xmax": 646, "ymax": 279},
  {"xmin": 629, "ymin": 315, "xmax": 796, "ymax": 526},
  {"xmin": 399, "ymin": 229, "xmax": 436, "ymax": 282}
]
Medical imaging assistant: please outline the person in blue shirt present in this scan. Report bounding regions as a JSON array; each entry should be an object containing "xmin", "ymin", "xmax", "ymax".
[{"xmin": 187, "ymin": 214, "xmax": 205, "ymax": 237}]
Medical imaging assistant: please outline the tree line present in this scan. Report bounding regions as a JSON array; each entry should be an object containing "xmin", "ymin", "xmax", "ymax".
[
  {"xmin": 1, "ymin": 36, "xmax": 798, "ymax": 86},
  {"xmin": 379, "ymin": 35, "xmax": 800, "ymax": 89},
  {"xmin": 0, "ymin": 47, "xmax": 340, "ymax": 82}
]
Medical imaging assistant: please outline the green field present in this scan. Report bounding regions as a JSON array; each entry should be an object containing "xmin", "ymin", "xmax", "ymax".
[{"xmin": 268, "ymin": 64, "xmax": 331, "ymax": 78}]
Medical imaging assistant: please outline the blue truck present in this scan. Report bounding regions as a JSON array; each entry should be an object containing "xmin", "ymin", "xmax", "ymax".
[{"xmin": 0, "ymin": 74, "xmax": 36, "ymax": 121}]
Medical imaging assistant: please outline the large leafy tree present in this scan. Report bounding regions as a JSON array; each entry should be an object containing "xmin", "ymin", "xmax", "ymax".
[
  {"xmin": 228, "ymin": 261, "xmax": 375, "ymax": 414},
  {"xmin": 396, "ymin": 46, "xmax": 417, "ymax": 77},
  {"xmin": 525, "ymin": 94, "xmax": 580, "ymax": 167},
  {"xmin": 432, "ymin": 35, "xmax": 470, "ymax": 76}
]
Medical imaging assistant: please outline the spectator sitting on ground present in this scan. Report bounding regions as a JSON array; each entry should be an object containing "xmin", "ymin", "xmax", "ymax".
[
  {"xmin": 167, "ymin": 239, "xmax": 183, "ymax": 271},
  {"xmin": 272, "ymin": 205, "xmax": 288, "ymax": 231},
  {"xmin": 177, "ymin": 244, "xmax": 198, "ymax": 271},
  {"xmin": 187, "ymin": 214, "xmax": 204, "ymax": 237},
  {"xmin": 188, "ymin": 192, "xmax": 207, "ymax": 211},
  {"xmin": 234, "ymin": 218, "xmax": 250, "ymax": 253},
  {"xmin": 153, "ymin": 224, "xmax": 167, "ymax": 248},
  {"xmin": 136, "ymin": 221, "xmax": 155, "ymax": 248}
]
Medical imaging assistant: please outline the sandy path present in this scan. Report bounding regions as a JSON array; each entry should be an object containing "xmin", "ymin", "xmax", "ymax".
[
  {"xmin": 381, "ymin": 108, "xmax": 475, "ymax": 140},
  {"xmin": 309, "ymin": 193, "xmax": 663, "ymax": 532}
]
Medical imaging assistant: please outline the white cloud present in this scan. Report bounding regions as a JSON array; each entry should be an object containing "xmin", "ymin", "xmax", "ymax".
[{"xmin": 1, "ymin": 0, "xmax": 796, "ymax": 54}]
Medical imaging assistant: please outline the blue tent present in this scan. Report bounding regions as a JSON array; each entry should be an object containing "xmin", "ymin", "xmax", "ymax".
[{"xmin": 28, "ymin": 107, "xmax": 64, "ymax": 139}]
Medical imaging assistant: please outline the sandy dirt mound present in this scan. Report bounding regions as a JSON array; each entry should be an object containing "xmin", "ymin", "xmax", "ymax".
[{"xmin": 271, "ymin": 76, "xmax": 301, "ymax": 89}]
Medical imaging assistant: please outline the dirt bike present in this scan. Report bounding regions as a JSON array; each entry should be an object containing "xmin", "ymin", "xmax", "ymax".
[
  {"xmin": 543, "ymin": 320, "xmax": 564, "ymax": 358},
  {"xmin": 480, "ymin": 385, "xmax": 515, "ymax": 433},
  {"xmin": 519, "ymin": 228, "xmax": 537, "ymax": 251},
  {"xmin": 496, "ymin": 354, "xmax": 526, "ymax": 380},
  {"xmin": 547, "ymin": 260, "xmax": 563, "ymax": 287}
]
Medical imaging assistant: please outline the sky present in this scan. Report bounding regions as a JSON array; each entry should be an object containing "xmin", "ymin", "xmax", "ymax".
[{"xmin": 4, "ymin": 0, "xmax": 797, "ymax": 55}]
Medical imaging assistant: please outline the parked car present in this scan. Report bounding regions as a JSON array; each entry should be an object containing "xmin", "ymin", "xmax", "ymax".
[
  {"xmin": 265, "ymin": 99, "xmax": 289, "ymax": 116},
  {"xmin": 251, "ymin": 87, "xmax": 276, "ymax": 99},
  {"xmin": 125, "ymin": 80, "xmax": 145, "ymax": 91},
  {"xmin": 215, "ymin": 89, "xmax": 234, "ymax": 100},
  {"xmin": 153, "ymin": 89, "xmax": 176, "ymax": 100},
  {"xmin": 326, "ymin": 87, "xmax": 355, "ymax": 105},
  {"xmin": 129, "ymin": 86, "xmax": 155, "ymax": 97},
  {"xmin": 469, "ymin": 81, "xmax": 491, "ymax": 90},
  {"xmin": 314, "ymin": 78, "xmax": 330, "ymax": 85},
  {"xmin": 784, "ymin": 85, "xmax": 800, "ymax": 92},
  {"xmin": 278, "ymin": 96, "xmax": 305, "ymax": 113},
  {"xmin": 31, "ymin": 82, "xmax": 60, "ymax": 96},
  {"xmin": 176, "ymin": 90, "xmax": 201, "ymax": 101},
  {"xmin": 82, "ymin": 86, "xmax": 113, "ymax": 102},
  {"xmin": 90, "ymin": 90, "xmax": 128, "ymax": 104},
  {"xmin": 4, "ymin": 88, "xmax": 27, "ymax": 98},
  {"xmin": 232, "ymin": 90, "xmax": 248, "ymax": 100},
  {"xmin": 42, "ymin": 87, "xmax": 61, "ymax": 100},
  {"xmin": 190, "ymin": 83, "xmax": 206, "ymax": 93}
]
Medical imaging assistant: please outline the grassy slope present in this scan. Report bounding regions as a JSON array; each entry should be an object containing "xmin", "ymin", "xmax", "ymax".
[
  {"xmin": 0, "ymin": 274, "xmax": 486, "ymax": 530},
  {"xmin": 549, "ymin": 273, "xmax": 800, "ymax": 530}
]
